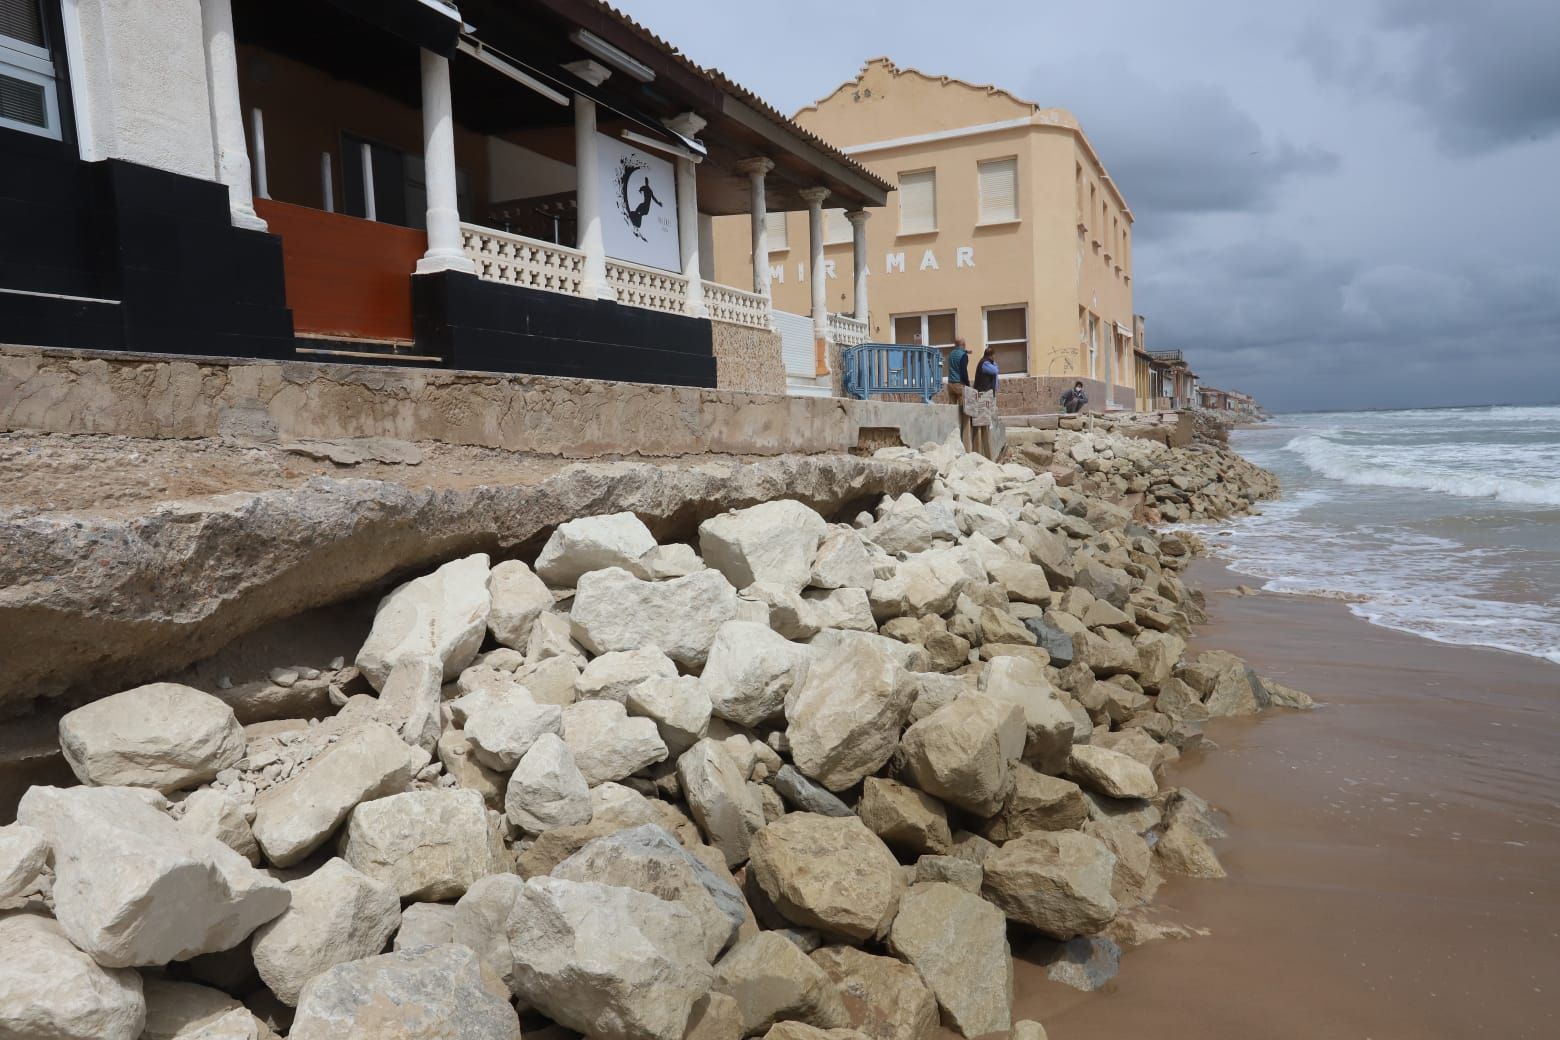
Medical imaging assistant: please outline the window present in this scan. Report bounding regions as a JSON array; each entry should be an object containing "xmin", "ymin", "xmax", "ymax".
[
  {"xmin": 897, "ymin": 169, "xmax": 936, "ymax": 235},
  {"xmin": 891, "ymin": 311, "xmax": 956, "ymax": 348},
  {"xmin": 0, "ymin": 0, "xmax": 61, "ymax": 140},
  {"xmin": 824, "ymin": 207, "xmax": 851, "ymax": 245},
  {"xmin": 977, "ymin": 157, "xmax": 1018, "ymax": 223},
  {"xmin": 983, "ymin": 305, "xmax": 1028, "ymax": 374},
  {"xmin": 764, "ymin": 210, "xmax": 789, "ymax": 251}
]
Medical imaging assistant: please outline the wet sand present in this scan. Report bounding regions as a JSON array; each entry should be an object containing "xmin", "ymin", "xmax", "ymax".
[{"xmin": 1015, "ymin": 560, "xmax": 1560, "ymax": 1039}]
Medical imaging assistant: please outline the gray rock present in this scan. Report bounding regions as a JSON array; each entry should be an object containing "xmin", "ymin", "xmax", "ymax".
[
  {"xmin": 626, "ymin": 675, "xmax": 713, "ymax": 756},
  {"xmin": 289, "ymin": 943, "xmax": 520, "ymax": 1040},
  {"xmin": 1042, "ymin": 936, "xmax": 1121, "ymax": 992},
  {"xmin": 770, "ymin": 764, "xmax": 854, "ymax": 817}
]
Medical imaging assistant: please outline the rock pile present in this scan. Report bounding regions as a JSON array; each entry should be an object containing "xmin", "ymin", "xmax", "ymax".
[{"xmin": 0, "ymin": 431, "xmax": 1308, "ymax": 1040}]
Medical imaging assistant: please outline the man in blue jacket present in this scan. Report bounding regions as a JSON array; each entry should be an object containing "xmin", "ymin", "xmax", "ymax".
[{"xmin": 946, "ymin": 338, "xmax": 972, "ymax": 450}]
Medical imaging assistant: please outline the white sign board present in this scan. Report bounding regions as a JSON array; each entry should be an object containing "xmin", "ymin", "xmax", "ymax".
[{"xmin": 597, "ymin": 134, "xmax": 680, "ymax": 272}]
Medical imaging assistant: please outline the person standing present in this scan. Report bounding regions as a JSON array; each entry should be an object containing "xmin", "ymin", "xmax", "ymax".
[
  {"xmin": 945, "ymin": 337, "xmax": 973, "ymax": 450},
  {"xmin": 970, "ymin": 348, "xmax": 999, "ymax": 457}
]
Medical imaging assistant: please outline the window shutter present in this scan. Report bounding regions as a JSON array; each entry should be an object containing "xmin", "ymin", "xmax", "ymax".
[
  {"xmin": 764, "ymin": 210, "xmax": 788, "ymax": 251},
  {"xmin": 0, "ymin": 1, "xmax": 58, "ymax": 139},
  {"xmin": 898, "ymin": 170, "xmax": 936, "ymax": 234},
  {"xmin": 824, "ymin": 207, "xmax": 851, "ymax": 244},
  {"xmin": 978, "ymin": 158, "xmax": 1018, "ymax": 223},
  {"xmin": 0, "ymin": 0, "xmax": 44, "ymax": 47}
]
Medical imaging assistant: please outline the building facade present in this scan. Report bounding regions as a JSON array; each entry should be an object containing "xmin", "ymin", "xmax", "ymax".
[
  {"xmin": 0, "ymin": 0, "xmax": 888, "ymax": 392},
  {"xmin": 714, "ymin": 58, "xmax": 1138, "ymax": 408}
]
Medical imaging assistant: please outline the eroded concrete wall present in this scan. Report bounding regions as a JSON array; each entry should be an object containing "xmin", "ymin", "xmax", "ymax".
[
  {"xmin": 711, "ymin": 322, "xmax": 786, "ymax": 396},
  {"xmin": 0, "ymin": 345, "xmax": 957, "ymax": 456}
]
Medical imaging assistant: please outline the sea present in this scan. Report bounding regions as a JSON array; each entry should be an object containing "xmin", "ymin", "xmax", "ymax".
[{"xmin": 1189, "ymin": 405, "xmax": 1560, "ymax": 664}]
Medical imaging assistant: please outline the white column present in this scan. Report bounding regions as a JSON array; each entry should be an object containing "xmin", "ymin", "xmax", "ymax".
[
  {"xmin": 573, "ymin": 94, "xmax": 612, "ymax": 299},
  {"xmin": 847, "ymin": 209, "xmax": 870, "ymax": 324},
  {"xmin": 736, "ymin": 157, "xmax": 775, "ymax": 299},
  {"xmin": 801, "ymin": 187, "xmax": 830, "ymax": 340},
  {"xmin": 675, "ymin": 156, "xmax": 706, "ymax": 317},
  {"xmin": 199, "ymin": 0, "xmax": 266, "ymax": 230},
  {"xmin": 697, "ymin": 214, "xmax": 715, "ymax": 282},
  {"xmin": 415, "ymin": 50, "xmax": 475, "ymax": 274},
  {"xmin": 1104, "ymin": 327, "xmax": 1117, "ymax": 409}
]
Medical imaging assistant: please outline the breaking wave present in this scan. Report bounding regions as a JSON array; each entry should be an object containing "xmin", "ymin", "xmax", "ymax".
[{"xmin": 1284, "ymin": 434, "xmax": 1560, "ymax": 507}]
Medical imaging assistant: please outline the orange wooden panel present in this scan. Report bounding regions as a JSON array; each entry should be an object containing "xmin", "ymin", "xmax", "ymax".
[{"xmin": 256, "ymin": 200, "xmax": 426, "ymax": 341}]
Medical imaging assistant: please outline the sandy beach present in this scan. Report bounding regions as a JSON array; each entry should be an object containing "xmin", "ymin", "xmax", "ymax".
[{"xmin": 1013, "ymin": 559, "xmax": 1560, "ymax": 1038}]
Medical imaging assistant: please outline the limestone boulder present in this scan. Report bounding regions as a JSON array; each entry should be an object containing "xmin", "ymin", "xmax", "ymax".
[
  {"xmin": 395, "ymin": 902, "xmax": 458, "ymax": 951},
  {"xmin": 562, "ymin": 699, "xmax": 670, "ymax": 786},
  {"xmin": 713, "ymin": 931, "xmax": 849, "ymax": 1036},
  {"xmin": 627, "ymin": 675, "xmax": 712, "ymax": 755},
  {"xmin": 976, "ymin": 765, "xmax": 1090, "ymax": 841},
  {"xmin": 486, "ymin": 559, "xmax": 553, "ymax": 649},
  {"xmin": 251, "ymin": 857, "xmax": 401, "ymax": 1006},
  {"xmin": 340, "ymin": 789, "xmax": 498, "ymax": 901},
  {"xmin": 857, "ymin": 777, "xmax": 952, "ymax": 856},
  {"xmin": 896, "ymin": 694, "xmax": 1026, "ymax": 817},
  {"xmin": 1155, "ymin": 821, "xmax": 1227, "ymax": 879},
  {"xmin": 980, "ymin": 830, "xmax": 1118, "ymax": 939},
  {"xmin": 451, "ymin": 873, "xmax": 527, "ymax": 995},
  {"xmin": 988, "ymin": 558, "xmax": 1051, "ymax": 606},
  {"xmin": 785, "ymin": 634, "xmax": 913, "ymax": 792},
  {"xmin": 0, "ymin": 822, "xmax": 50, "ymax": 901},
  {"xmin": 578, "ymin": 646, "xmax": 680, "ymax": 704},
  {"xmin": 356, "ymin": 553, "xmax": 492, "ymax": 689},
  {"xmin": 289, "ymin": 944, "xmax": 520, "ymax": 1040},
  {"xmin": 1067, "ymin": 744, "xmax": 1159, "ymax": 800},
  {"xmin": 511, "ymin": 655, "xmax": 580, "ymax": 707},
  {"xmin": 809, "ymin": 527, "xmax": 877, "ymax": 590},
  {"xmin": 700, "ymin": 500, "xmax": 828, "ymax": 592},
  {"xmin": 527, "ymin": 610, "xmax": 590, "ymax": 667},
  {"xmin": 981, "ymin": 656, "xmax": 1074, "ymax": 773},
  {"xmin": 686, "ymin": 992, "xmax": 744, "ymax": 1040},
  {"xmin": 18, "ymin": 785, "xmax": 289, "ymax": 968},
  {"xmin": 1191, "ymin": 650, "xmax": 1270, "ymax": 717},
  {"xmin": 678, "ymin": 739, "xmax": 767, "ymax": 867},
  {"xmin": 508, "ymin": 876, "xmax": 716, "ymax": 1040},
  {"xmin": 505, "ymin": 732, "xmax": 592, "ymax": 833},
  {"xmin": 886, "ymin": 883, "xmax": 1012, "ymax": 1038},
  {"xmin": 58, "ymin": 682, "xmax": 245, "ymax": 793},
  {"xmin": 1073, "ymin": 560, "xmax": 1132, "ymax": 609},
  {"xmin": 1081, "ymin": 818, "xmax": 1160, "ymax": 908},
  {"xmin": 748, "ymin": 813, "xmax": 905, "ymax": 942},
  {"xmin": 762, "ymin": 1025, "xmax": 869, "ymax": 1040},
  {"xmin": 437, "ymin": 728, "xmax": 506, "ymax": 808},
  {"xmin": 175, "ymin": 787, "xmax": 260, "ymax": 865},
  {"xmin": 868, "ymin": 546, "xmax": 985, "ymax": 621},
  {"xmin": 464, "ymin": 693, "xmax": 563, "ymax": 771},
  {"xmin": 572, "ymin": 567, "xmax": 739, "ymax": 668},
  {"xmin": 252, "ymin": 723, "xmax": 428, "ymax": 868},
  {"xmin": 810, "ymin": 945, "xmax": 939, "ymax": 1040},
  {"xmin": 140, "ymin": 978, "xmax": 269, "ymax": 1040},
  {"xmin": 373, "ymin": 654, "xmax": 443, "ymax": 754},
  {"xmin": 911, "ymin": 855, "xmax": 982, "ymax": 893},
  {"xmin": 554, "ymin": 824, "xmax": 746, "ymax": 961},
  {"xmin": 702, "ymin": 622, "xmax": 810, "ymax": 728},
  {"xmin": 536, "ymin": 511, "xmax": 659, "ymax": 586},
  {"xmin": 0, "ymin": 912, "xmax": 145, "ymax": 1040}
]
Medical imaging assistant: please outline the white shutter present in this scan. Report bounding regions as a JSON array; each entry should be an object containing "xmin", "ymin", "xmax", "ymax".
[
  {"xmin": 764, "ymin": 210, "xmax": 788, "ymax": 251},
  {"xmin": 978, "ymin": 157, "xmax": 1018, "ymax": 223},
  {"xmin": 0, "ymin": 0, "xmax": 58, "ymax": 140},
  {"xmin": 824, "ymin": 207, "xmax": 851, "ymax": 244},
  {"xmin": 898, "ymin": 170, "xmax": 936, "ymax": 234},
  {"xmin": 0, "ymin": 0, "xmax": 44, "ymax": 47}
]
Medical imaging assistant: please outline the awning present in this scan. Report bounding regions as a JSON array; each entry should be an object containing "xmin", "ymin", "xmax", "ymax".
[{"xmin": 323, "ymin": 0, "xmax": 462, "ymax": 56}]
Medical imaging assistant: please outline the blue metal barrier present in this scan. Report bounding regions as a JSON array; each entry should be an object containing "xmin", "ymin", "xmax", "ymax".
[{"xmin": 841, "ymin": 343, "xmax": 945, "ymax": 403}]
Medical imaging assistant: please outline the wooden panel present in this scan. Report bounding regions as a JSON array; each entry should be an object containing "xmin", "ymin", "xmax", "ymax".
[{"xmin": 256, "ymin": 199, "xmax": 424, "ymax": 341}]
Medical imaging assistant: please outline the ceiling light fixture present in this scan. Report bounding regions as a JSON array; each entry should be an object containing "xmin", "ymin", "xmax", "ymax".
[{"xmin": 568, "ymin": 28, "xmax": 655, "ymax": 83}]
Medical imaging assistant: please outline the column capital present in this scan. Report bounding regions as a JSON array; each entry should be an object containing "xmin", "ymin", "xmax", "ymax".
[
  {"xmin": 664, "ymin": 111, "xmax": 707, "ymax": 137},
  {"xmin": 734, "ymin": 156, "xmax": 775, "ymax": 177},
  {"xmin": 798, "ymin": 186, "xmax": 831, "ymax": 207},
  {"xmin": 845, "ymin": 209, "xmax": 870, "ymax": 227}
]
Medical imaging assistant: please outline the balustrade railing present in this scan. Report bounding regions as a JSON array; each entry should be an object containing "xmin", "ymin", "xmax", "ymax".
[
  {"xmin": 461, "ymin": 224, "xmax": 585, "ymax": 297},
  {"xmin": 841, "ymin": 343, "xmax": 945, "ymax": 403},
  {"xmin": 604, "ymin": 259, "xmax": 689, "ymax": 316},
  {"xmin": 827, "ymin": 312, "xmax": 869, "ymax": 347},
  {"xmin": 704, "ymin": 281, "xmax": 770, "ymax": 330}
]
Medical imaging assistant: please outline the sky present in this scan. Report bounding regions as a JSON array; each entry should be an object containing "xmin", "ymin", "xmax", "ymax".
[{"xmin": 611, "ymin": 0, "xmax": 1560, "ymax": 412}]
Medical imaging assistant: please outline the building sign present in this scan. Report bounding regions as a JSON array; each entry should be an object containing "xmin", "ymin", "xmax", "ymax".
[{"xmin": 597, "ymin": 134, "xmax": 679, "ymax": 272}]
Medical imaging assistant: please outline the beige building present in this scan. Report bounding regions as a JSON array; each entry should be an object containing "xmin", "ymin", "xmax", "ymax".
[{"xmin": 715, "ymin": 58, "xmax": 1138, "ymax": 407}]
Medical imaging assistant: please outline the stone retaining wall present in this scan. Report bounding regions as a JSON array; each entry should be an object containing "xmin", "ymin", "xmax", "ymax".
[
  {"xmin": 0, "ymin": 345, "xmax": 957, "ymax": 457},
  {"xmin": 711, "ymin": 322, "xmax": 786, "ymax": 395}
]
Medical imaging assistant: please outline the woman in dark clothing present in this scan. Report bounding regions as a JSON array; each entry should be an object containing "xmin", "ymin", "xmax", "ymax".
[{"xmin": 974, "ymin": 348, "xmax": 999, "ymax": 393}]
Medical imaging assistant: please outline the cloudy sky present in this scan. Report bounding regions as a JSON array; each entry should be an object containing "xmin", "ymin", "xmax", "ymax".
[{"xmin": 614, "ymin": 0, "xmax": 1560, "ymax": 412}]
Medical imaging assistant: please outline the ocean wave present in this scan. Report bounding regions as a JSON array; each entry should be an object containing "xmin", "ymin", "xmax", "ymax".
[{"xmin": 1284, "ymin": 434, "xmax": 1560, "ymax": 506}]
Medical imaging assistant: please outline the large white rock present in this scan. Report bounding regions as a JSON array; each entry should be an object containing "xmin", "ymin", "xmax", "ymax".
[
  {"xmin": 252, "ymin": 723, "xmax": 428, "ymax": 868},
  {"xmin": 251, "ymin": 857, "xmax": 402, "ymax": 1006},
  {"xmin": 699, "ymin": 500, "xmax": 828, "ymax": 592},
  {"xmin": 0, "ymin": 822, "xmax": 49, "ymax": 900},
  {"xmin": 17, "ymin": 785, "xmax": 289, "ymax": 968},
  {"xmin": 982, "ymin": 656, "xmax": 1075, "ymax": 773},
  {"xmin": 464, "ymin": 693, "xmax": 564, "ymax": 771},
  {"xmin": 562, "ymin": 699, "xmax": 669, "ymax": 786},
  {"xmin": 1067, "ymin": 744, "xmax": 1159, "ymax": 800},
  {"xmin": 486, "ymin": 559, "xmax": 553, "ymax": 650},
  {"xmin": 578, "ymin": 646, "xmax": 680, "ymax": 703},
  {"xmin": 175, "ymin": 787, "xmax": 261, "ymax": 865},
  {"xmin": 553, "ymin": 824, "xmax": 746, "ymax": 961},
  {"xmin": 626, "ymin": 675, "xmax": 712, "ymax": 755},
  {"xmin": 395, "ymin": 902, "xmax": 459, "ymax": 951},
  {"xmin": 785, "ymin": 633, "xmax": 913, "ymax": 792},
  {"xmin": 712, "ymin": 931, "xmax": 848, "ymax": 1037},
  {"xmin": 451, "ymin": 873, "xmax": 528, "ymax": 996},
  {"xmin": 536, "ymin": 512, "xmax": 659, "ymax": 587},
  {"xmin": 678, "ymin": 739, "xmax": 766, "ymax": 868},
  {"xmin": 888, "ymin": 883, "xmax": 1012, "ymax": 1038},
  {"xmin": 508, "ymin": 876, "xmax": 716, "ymax": 1040},
  {"xmin": 140, "ymin": 977, "xmax": 269, "ymax": 1040},
  {"xmin": 289, "ymin": 944, "xmax": 520, "ymax": 1040},
  {"xmin": 0, "ymin": 912, "xmax": 145, "ymax": 1040},
  {"xmin": 373, "ymin": 654, "xmax": 444, "ymax": 754},
  {"xmin": 808, "ymin": 527, "xmax": 877, "ymax": 591},
  {"xmin": 571, "ymin": 567, "xmax": 739, "ymax": 669},
  {"xmin": 897, "ymin": 694, "xmax": 1027, "ymax": 817},
  {"xmin": 505, "ymin": 732, "xmax": 592, "ymax": 833},
  {"xmin": 701, "ymin": 621, "xmax": 809, "ymax": 728},
  {"xmin": 868, "ymin": 545, "xmax": 986, "ymax": 621},
  {"xmin": 340, "ymin": 789, "xmax": 499, "ymax": 901},
  {"xmin": 747, "ymin": 814, "xmax": 905, "ymax": 942},
  {"xmin": 356, "ymin": 553, "xmax": 492, "ymax": 690},
  {"xmin": 58, "ymin": 683, "xmax": 245, "ymax": 792}
]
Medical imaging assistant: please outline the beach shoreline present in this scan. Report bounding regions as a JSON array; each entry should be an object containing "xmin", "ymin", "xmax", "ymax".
[{"xmin": 1015, "ymin": 557, "xmax": 1560, "ymax": 1038}]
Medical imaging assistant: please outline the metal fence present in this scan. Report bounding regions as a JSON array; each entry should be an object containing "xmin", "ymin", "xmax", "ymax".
[{"xmin": 841, "ymin": 343, "xmax": 945, "ymax": 403}]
